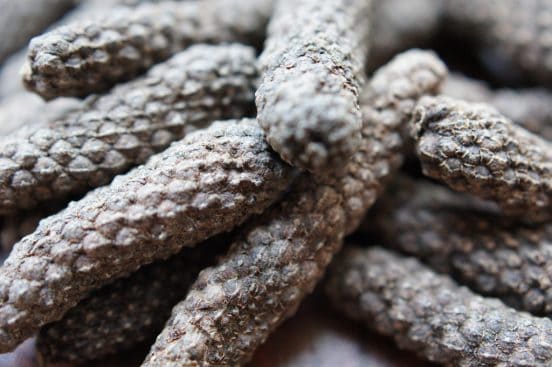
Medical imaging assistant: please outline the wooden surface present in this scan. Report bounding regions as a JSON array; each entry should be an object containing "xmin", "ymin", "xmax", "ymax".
[{"xmin": 0, "ymin": 295, "xmax": 433, "ymax": 367}]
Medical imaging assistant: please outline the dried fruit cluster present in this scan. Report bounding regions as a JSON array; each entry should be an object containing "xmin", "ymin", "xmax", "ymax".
[
  {"xmin": 326, "ymin": 246, "xmax": 552, "ymax": 366},
  {"xmin": 0, "ymin": 1, "xmax": 551, "ymax": 367},
  {"xmin": 0, "ymin": 44, "xmax": 258, "ymax": 214}
]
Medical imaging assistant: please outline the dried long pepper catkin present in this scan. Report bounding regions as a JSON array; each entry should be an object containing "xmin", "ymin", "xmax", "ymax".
[
  {"xmin": 0, "ymin": 0, "xmax": 130, "ymax": 100},
  {"xmin": 141, "ymin": 50, "xmax": 447, "ymax": 367},
  {"xmin": 256, "ymin": 0, "xmax": 372, "ymax": 173},
  {"xmin": 444, "ymin": 0, "xmax": 552, "ymax": 85},
  {"xmin": 0, "ymin": 44, "xmax": 257, "ymax": 214},
  {"xmin": 0, "ymin": 0, "xmax": 75, "ymax": 63},
  {"xmin": 36, "ymin": 236, "xmax": 227, "ymax": 363},
  {"xmin": 0, "ymin": 118, "xmax": 294, "ymax": 352},
  {"xmin": 364, "ymin": 177, "xmax": 552, "ymax": 316},
  {"xmin": 411, "ymin": 96, "xmax": 552, "ymax": 222},
  {"xmin": 22, "ymin": 0, "xmax": 273, "ymax": 99},
  {"xmin": 442, "ymin": 74, "xmax": 552, "ymax": 141},
  {"xmin": 326, "ymin": 246, "xmax": 552, "ymax": 367}
]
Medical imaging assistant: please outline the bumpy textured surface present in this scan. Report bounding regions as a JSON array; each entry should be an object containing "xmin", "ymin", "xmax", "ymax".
[
  {"xmin": 36, "ymin": 237, "xmax": 227, "ymax": 363},
  {"xmin": 141, "ymin": 50, "xmax": 447, "ymax": 367},
  {"xmin": 0, "ymin": 44, "xmax": 257, "ymax": 214},
  {"xmin": 412, "ymin": 96, "xmax": 552, "ymax": 222},
  {"xmin": 23, "ymin": 0, "xmax": 273, "ymax": 99},
  {"xmin": 0, "ymin": 0, "xmax": 135, "ymax": 100},
  {"xmin": 327, "ymin": 246, "xmax": 552, "ymax": 367},
  {"xmin": 0, "ymin": 119, "xmax": 294, "ymax": 352},
  {"xmin": 343, "ymin": 49, "xmax": 446, "ymax": 233},
  {"xmin": 442, "ymin": 74, "xmax": 552, "ymax": 140},
  {"xmin": 365, "ymin": 177, "xmax": 552, "ymax": 316},
  {"xmin": 369, "ymin": 0, "xmax": 443, "ymax": 70},
  {"xmin": 0, "ymin": 0, "xmax": 75, "ymax": 63},
  {"xmin": 142, "ymin": 176, "xmax": 345, "ymax": 367},
  {"xmin": 444, "ymin": 0, "xmax": 552, "ymax": 85},
  {"xmin": 256, "ymin": 0, "xmax": 372, "ymax": 173}
]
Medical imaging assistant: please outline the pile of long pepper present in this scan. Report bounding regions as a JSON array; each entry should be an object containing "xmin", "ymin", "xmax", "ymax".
[{"xmin": 0, "ymin": 0, "xmax": 551, "ymax": 366}]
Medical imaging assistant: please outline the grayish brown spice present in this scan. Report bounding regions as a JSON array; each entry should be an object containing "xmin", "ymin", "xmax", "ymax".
[
  {"xmin": 22, "ymin": 0, "xmax": 273, "ymax": 99},
  {"xmin": 364, "ymin": 177, "xmax": 552, "ymax": 316},
  {"xmin": 411, "ymin": 96, "xmax": 552, "ymax": 222},
  {"xmin": 326, "ymin": 246, "xmax": 552, "ymax": 367},
  {"xmin": 141, "ymin": 49, "xmax": 447, "ymax": 367},
  {"xmin": 256, "ymin": 0, "xmax": 372, "ymax": 173},
  {"xmin": 0, "ymin": 44, "xmax": 257, "ymax": 214},
  {"xmin": 442, "ymin": 74, "xmax": 552, "ymax": 141},
  {"xmin": 36, "ymin": 236, "xmax": 227, "ymax": 363},
  {"xmin": 0, "ymin": 119, "xmax": 294, "ymax": 352}
]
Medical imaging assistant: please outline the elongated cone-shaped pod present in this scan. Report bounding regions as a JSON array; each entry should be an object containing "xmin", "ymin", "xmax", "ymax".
[
  {"xmin": 141, "ymin": 49, "xmax": 447, "ymax": 367},
  {"xmin": 0, "ymin": 44, "xmax": 257, "ymax": 214},
  {"xmin": 363, "ymin": 177, "xmax": 552, "ymax": 316},
  {"xmin": 442, "ymin": 73, "xmax": 552, "ymax": 141},
  {"xmin": 36, "ymin": 236, "xmax": 227, "ymax": 363},
  {"xmin": 326, "ymin": 246, "xmax": 552, "ymax": 367},
  {"xmin": 0, "ymin": 118, "xmax": 294, "ymax": 352},
  {"xmin": 256, "ymin": 0, "xmax": 372, "ymax": 173},
  {"xmin": 412, "ymin": 96, "xmax": 552, "ymax": 222},
  {"xmin": 22, "ymin": 0, "xmax": 273, "ymax": 99}
]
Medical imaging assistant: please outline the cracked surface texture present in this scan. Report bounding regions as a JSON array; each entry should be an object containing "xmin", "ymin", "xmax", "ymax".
[
  {"xmin": 364, "ymin": 177, "xmax": 552, "ymax": 316},
  {"xmin": 412, "ymin": 96, "xmax": 552, "ymax": 222},
  {"xmin": 256, "ymin": 0, "xmax": 372, "ymax": 173},
  {"xmin": 141, "ymin": 49, "xmax": 447, "ymax": 367},
  {"xmin": 23, "ymin": 0, "xmax": 273, "ymax": 99},
  {"xmin": 0, "ymin": 119, "xmax": 294, "ymax": 352},
  {"xmin": 0, "ymin": 44, "xmax": 257, "ymax": 214},
  {"xmin": 326, "ymin": 246, "xmax": 552, "ymax": 367}
]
